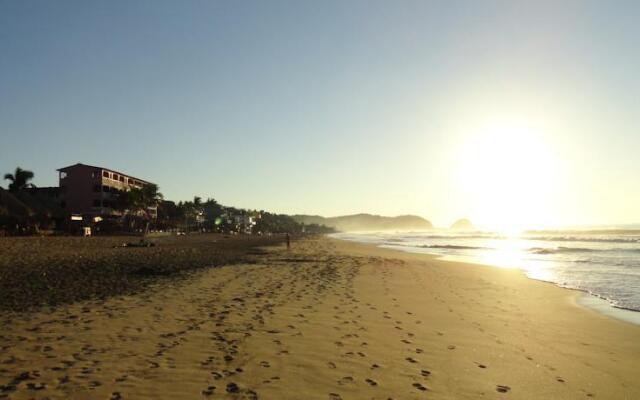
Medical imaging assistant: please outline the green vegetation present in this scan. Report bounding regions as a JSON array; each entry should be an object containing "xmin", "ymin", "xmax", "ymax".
[
  {"xmin": 1, "ymin": 166, "xmax": 334, "ymax": 236},
  {"xmin": 1, "ymin": 168, "xmax": 64, "ymax": 234},
  {"xmin": 116, "ymin": 183, "xmax": 164, "ymax": 233},
  {"xmin": 3, "ymin": 167, "xmax": 35, "ymax": 191}
]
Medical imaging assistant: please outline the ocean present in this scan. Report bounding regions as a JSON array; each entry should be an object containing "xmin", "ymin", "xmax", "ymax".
[{"xmin": 332, "ymin": 229, "xmax": 640, "ymax": 324}]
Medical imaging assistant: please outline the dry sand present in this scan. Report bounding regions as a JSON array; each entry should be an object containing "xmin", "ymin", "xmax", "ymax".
[
  {"xmin": 0, "ymin": 234, "xmax": 283, "ymax": 311},
  {"xmin": 1, "ymin": 236, "xmax": 639, "ymax": 399}
]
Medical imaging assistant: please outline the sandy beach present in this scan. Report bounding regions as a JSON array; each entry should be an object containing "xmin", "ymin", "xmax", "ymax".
[
  {"xmin": 1, "ymin": 236, "xmax": 639, "ymax": 399},
  {"xmin": 0, "ymin": 234, "xmax": 283, "ymax": 311}
]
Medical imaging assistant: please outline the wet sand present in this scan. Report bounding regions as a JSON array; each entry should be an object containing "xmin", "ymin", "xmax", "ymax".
[{"xmin": 1, "ymin": 236, "xmax": 639, "ymax": 399}]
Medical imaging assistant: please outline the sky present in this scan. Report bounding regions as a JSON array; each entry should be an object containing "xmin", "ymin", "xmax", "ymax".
[{"xmin": 1, "ymin": 0, "xmax": 639, "ymax": 229}]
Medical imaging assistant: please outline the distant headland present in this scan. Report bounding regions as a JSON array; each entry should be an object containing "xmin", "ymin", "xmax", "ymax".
[
  {"xmin": 450, "ymin": 218, "xmax": 474, "ymax": 230},
  {"xmin": 292, "ymin": 213, "xmax": 433, "ymax": 232}
]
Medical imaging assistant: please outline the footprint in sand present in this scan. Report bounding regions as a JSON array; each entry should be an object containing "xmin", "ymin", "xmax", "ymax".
[
  {"xmin": 327, "ymin": 361, "xmax": 337, "ymax": 369},
  {"xmin": 405, "ymin": 357, "xmax": 418, "ymax": 363},
  {"xmin": 329, "ymin": 393, "xmax": 343, "ymax": 400},
  {"xmin": 211, "ymin": 372, "xmax": 223, "ymax": 380},
  {"xmin": 556, "ymin": 377, "xmax": 565, "ymax": 383},
  {"xmin": 201, "ymin": 386, "xmax": 216, "ymax": 396},
  {"xmin": 447, "ymin": 345, "xmax": 456, "ymax": 350},
  {"xmin": 259, "ymin": 361, "xmax": 271, "ymax": 368},
  {"xmin": 496, "ymin": 385, "xmax": 511, "ymax": 393},
  {"xmin": 26, "ymin": 382, "xmax": 46, "ymax": 390},
  {"xmin": 338, "ymin": 376, "xmax": 354, "ymax": 385},
  {"xmin": 413, "ymin": 382, "xmax": 428, "ymax": 391},
  {"xmin": 420, "ymin": 369, "xmax": 431, "ymax": 377},
  {"xmin": 365, "ymin": 378, "xmax": 378, "ymax": 386}
]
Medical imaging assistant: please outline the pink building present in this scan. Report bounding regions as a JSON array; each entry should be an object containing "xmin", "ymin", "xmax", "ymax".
[{"xmin": 57, "ymin": 163, "xmax": 157, "ymax": 218}]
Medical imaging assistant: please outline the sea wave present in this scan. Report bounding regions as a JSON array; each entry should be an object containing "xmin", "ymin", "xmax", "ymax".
[
  {"xmin": 417, "ymin": 244, "xmax": 488, "ymax": 250},
  {"xmin": 526, "ymin": 236, "xmax": 640, "ymax": 244},
  {"xmin": 529, "ymin": 246, "xmax": 640, "ymax": 255},
  {"xmin": 529, "ymin": 246, "xmax": 596, "ymax": 254}
]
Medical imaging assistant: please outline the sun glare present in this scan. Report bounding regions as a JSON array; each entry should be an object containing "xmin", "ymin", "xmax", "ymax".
[{"xmin": 456, "ymin": 118, "xmax": 558, "ymax": 234}]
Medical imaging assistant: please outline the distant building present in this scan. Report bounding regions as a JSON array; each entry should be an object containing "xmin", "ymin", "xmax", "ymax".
[
  {"xmin": 57, "ymin": 163, "xmax": 157, "ymax": 218},
  {"xmin": 224, "ymin": 212, "xmax": 258, "ymax": 234}
]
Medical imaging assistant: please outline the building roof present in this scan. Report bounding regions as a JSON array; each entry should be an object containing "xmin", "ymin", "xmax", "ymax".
[{"xmin": 57, "ymin": 163, "xmax": 153, "ymax": 184}]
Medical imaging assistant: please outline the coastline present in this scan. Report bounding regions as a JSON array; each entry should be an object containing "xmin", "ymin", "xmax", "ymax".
[
  {"xmin": 339, "ymin": 234, "xmax": 640, "ymax": 327},
  {"xmin": 1, "ymin": 235, "xmax": 639, "ymax": 399},
  {"xmin": 426, "ymin": 249, "xmax": 640, "ymax": 327}
]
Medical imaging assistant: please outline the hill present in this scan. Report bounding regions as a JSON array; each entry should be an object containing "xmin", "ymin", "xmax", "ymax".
[
  {"xmin": 450, "ymin": 218, "xmax": 474, "ymax": 230},
  {"xmin": 291, "ymin": 213, "xmax": 433, "ymax": 232}
]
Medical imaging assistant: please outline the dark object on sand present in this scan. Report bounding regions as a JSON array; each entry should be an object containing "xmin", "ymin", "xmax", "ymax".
[
  {"xmin": 226, "ymin": 383, "xmax": 240, "ymax": 393},
  {"xmin": 116, "ymin": 239, "xmax": 156, "ymax": 248}
]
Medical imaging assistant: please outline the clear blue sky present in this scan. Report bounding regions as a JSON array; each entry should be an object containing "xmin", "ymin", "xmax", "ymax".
[{"xmin": 1, "ymin": 1, "xmax": 639, "ymax": 228}]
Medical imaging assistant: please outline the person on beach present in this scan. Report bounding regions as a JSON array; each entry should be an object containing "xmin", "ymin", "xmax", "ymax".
[{"xmin": 286, "ymin": 233, "xmax": 290, "ymax": 249}]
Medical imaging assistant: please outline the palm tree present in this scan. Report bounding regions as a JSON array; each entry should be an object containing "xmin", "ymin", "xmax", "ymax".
[
  {"xmin": 3, "ymin": 167, "xmax": 35, "ymax": 192},
  {"xmin": 139, "ymin": 184, "xmax": 164, "ymax": 212},
  {"xmin": 117, "ymin": 183, "xmax": 163, "ymax": 233}
]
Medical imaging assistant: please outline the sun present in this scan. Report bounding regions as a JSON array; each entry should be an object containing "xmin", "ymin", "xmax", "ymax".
[{"xmin": 456, "ymin": 118, "xmax": 558, "ymax": 233}]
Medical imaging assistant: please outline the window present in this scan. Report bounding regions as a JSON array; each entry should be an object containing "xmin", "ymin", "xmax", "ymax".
[
  {"xmin": 102, "ymin": 185, "xmax": 110, "ymax": 192},
  {"xmin": 119, "ymin": 175, "xmax": 125, "ymax": 182},
  {"xmin": 60, "ymin": 171, "xmax": 67, "ymax": 179},
  {"xmin": 103, "ymin": 171, "xmax": 109, "ymax": 178}
]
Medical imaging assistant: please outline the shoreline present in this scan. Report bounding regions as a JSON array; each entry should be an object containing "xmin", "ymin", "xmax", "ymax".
[
  {"xmin": 337, "ymin": 236, "xmax": 640, "ymax": 327},
  {"xmin": 429, "ymin": 250, "xmax": 640, "ymax": 327}
]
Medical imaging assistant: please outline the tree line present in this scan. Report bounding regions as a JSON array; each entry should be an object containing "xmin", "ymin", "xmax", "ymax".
[{"xmin": 0, "ymin": 166, "xmax": 335, "ymax": 236}]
